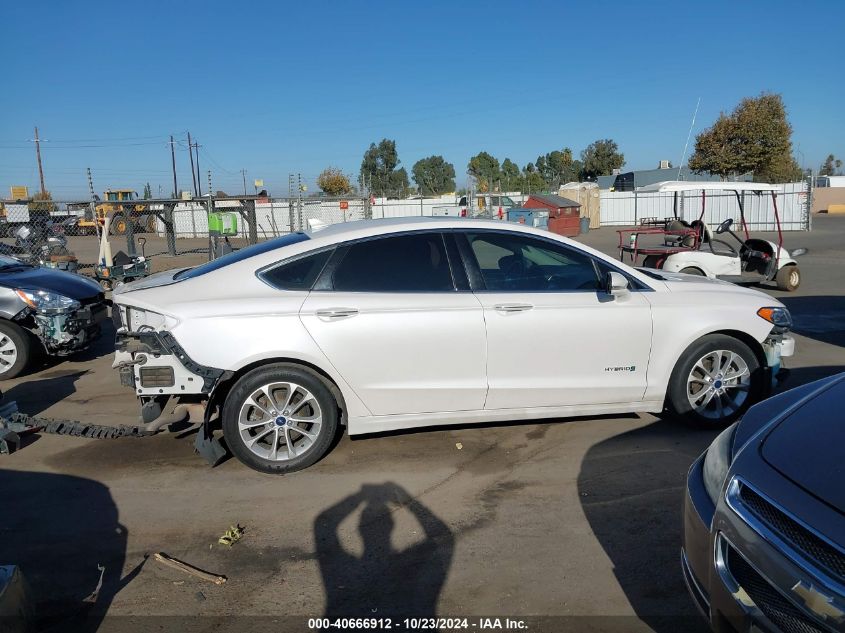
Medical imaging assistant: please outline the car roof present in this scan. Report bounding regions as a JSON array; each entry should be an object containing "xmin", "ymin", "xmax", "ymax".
[
  {"xmin": 637, "ymin": 180, "xmax": 781, "ymax": 193},
  {"xmin": 306, "ymin": 216, "xmax": 538, "ymax": 241}
]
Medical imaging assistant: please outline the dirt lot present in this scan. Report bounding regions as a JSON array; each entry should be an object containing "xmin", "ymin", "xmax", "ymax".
[{"xmin": 2, "ymin": 216, "xmax": 843, "ymax": 632}]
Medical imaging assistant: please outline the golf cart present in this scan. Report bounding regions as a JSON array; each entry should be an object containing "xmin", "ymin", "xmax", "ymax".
[{"xmin": 617, "ymin": 181, "xmax": 806, "ymax": 291}]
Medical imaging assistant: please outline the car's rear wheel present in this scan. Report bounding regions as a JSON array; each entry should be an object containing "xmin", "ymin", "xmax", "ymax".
[
  {"xmin": 642, "ymin": 255, "xmax": 664, "ymax": 269},
  {"xmin": 222, "ymin": 364, "xmax": 338, "ymax": 474},
  {"xmin": 667, "ymin": 334, "xmax": 763, "ymax": 427},
  {"xmin": 0, "ymin": 321, "xmax": 32, "ymax": 380},
  {"xmin": 776, "ymin": 265, "xmax": 800, "ymax": 291}
]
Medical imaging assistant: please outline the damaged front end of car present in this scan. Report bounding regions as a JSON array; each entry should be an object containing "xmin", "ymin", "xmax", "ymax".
[{"xmin": 14, "ymin": 288, "xmax": 107, "ymax": 355}]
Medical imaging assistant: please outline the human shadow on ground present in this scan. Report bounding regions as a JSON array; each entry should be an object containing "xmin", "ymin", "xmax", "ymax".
[
  {"xmin": 0, "ymin": 468, "xmax": 130, "ymax": 633},
  {"xmin": 314, "ymin": 482, "xmax": 453, "ymax": 620}
]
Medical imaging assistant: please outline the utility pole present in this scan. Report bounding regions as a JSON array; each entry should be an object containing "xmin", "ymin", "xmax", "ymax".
[
  {"xmin": 288, "ymin": 174, "xmax": 295, "ymax": 232},
  {"xmin": 188, "ymin": 132, "xmax": 198, "ymax": 197},
  {"xmin": 207, "ymin": 170, "xmax": 212, "ymax": 197},
  {"xmin": 86, "ymin": 167, "xmax": 101, "ymax": 240},
  {"xmin": 241, "ymin": 169, "xmax": 247, "ymax": 196},
  {"xmin": 169, "ymin": 135, "xmax": 178, "ymax": 198},
  {"xmin": 33, "ymin": 127, "xmax": 47, "ymax": 195},
  {"xmin": 297, "ymin": 173, "xmax": 304, "ymax": 231},
  {"xmin": 194, "ymin": 141, "xmax": 202, "ymax": 196}
]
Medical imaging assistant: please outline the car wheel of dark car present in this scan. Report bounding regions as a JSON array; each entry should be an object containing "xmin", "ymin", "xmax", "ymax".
[
  {"xmin": 668, "ymin": 334, "xmax": 764, "ymax": 427},
  {"xmin": 222, "ymin": 364, "xmax": 339, "ymax": 474},
  {"xmin": 0, "ymin": 320, "xmax": 33, "ymax": 380}
]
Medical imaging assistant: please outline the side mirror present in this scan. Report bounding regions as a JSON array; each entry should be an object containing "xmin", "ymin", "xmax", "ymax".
[{"xmin": 606, "ymin": 271, "xmax": 630, "ymax": 297}]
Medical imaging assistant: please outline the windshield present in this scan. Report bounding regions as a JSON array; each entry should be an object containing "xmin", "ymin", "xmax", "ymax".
[{"xmin": 176, "ymin": 233, "xmax": 310, "ymax": 280}]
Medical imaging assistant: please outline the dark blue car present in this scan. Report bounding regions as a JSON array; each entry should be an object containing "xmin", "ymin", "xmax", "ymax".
[{"xmin": 683, "ymin": 373, "xmax": 845, "ymax": 632}]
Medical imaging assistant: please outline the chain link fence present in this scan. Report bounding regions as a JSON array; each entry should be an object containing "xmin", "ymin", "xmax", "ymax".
[
  {"xmin": 0, "ymin": 182, "xmax": 810, "ymax": 276},
  {"xmin": 0, "ymin": 194, "xmax": 373, "ymax": 274}
]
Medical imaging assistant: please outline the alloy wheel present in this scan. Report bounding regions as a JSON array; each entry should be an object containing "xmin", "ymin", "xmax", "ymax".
[
  {"xmin": 237, "ymin": 381, "xmax": 323, "ymax": 461},
  {"xmin": 686, "ymin": 349, "xmax": 751, "ymax": 420}
]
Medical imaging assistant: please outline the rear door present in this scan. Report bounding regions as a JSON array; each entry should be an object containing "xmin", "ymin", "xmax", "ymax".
[
  {"xmin": 458, "ymin": 229, "xmax": 653, "ymax": 409},
  {"xmin": 299, "ymin": 231, "xmax": 487, "ymax": 416}
]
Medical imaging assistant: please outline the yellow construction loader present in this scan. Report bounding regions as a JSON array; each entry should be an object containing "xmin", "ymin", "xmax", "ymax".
[{"xmin": 76, "ymin": 189, "xmax": 157, "ymax": 236}]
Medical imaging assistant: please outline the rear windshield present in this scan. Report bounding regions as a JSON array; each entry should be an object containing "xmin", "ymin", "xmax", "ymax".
[{"xmin": 176, "ymin": 233, "xmax": 310, "ymax": 280}]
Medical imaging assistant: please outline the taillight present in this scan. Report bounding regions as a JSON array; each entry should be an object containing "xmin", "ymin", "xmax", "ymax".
[{"xmin": 460, "ymin": 209, "xmax": 467, "ymax": 217}]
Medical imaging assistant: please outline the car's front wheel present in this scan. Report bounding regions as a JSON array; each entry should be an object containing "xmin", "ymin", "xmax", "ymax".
[
  {"xmin": 667, "ymin": 334, "xmax": 764, "ymax": 427},
  {"xmin": 0, "ymin": 321, "xmax": 33, "ymax": 380},
  {"xmin": 222, "ymin": 364, "xmax": 338, "ymax": 474}
]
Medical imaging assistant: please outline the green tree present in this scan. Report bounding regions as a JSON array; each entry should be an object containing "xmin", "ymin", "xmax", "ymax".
[
  {"xmin": 468, "ymin": 151, "xmax": 501, "ymax": 193},
  {"xmin": 317, "ymin": 166, "xmax": 353, "ymax": 196},
  {"xmin": 28, "ymin": 190, "xmax": 55, "ymax": 213},
  {"xmin": 521, "ymin": 163, "xmax": 546, "ymax": 194},
  {"xmin": 360, "ymin": 139, "xmax": 409, "ymax": 198},
  {"xmin": 501, "ymin": 158, "xmax": 522, "ymax": 192},
  {"xmin": 580, "ymin": 139, "xmax": 625, "ymax": 180},
  {"xmin": 536, "ymin": 148, "xmax": 578, "ymax": 189},
  {"xmin": 143, "ymin": 182, "xmax": 152, "ymax": 199},
  {"xmin": 820, "ymin": 154, "xmax": 843, "ymax": 176},
  {"xmin": 688, "ymin": 93, "xmax": 796, "ymax": 182},
  {"xmin": 411, "ymin": 155, "xmax": 456, "ymax": 195}
]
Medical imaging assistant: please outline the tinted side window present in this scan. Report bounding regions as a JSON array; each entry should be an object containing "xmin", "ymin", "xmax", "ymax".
[
  {"xmin": 465, "ymin": 232, "xmax": 600, "ymax": 291},
  {"xmin": 332, "ymin": 233, "xmax": 453, "ymax": 292},
  {"xmin": 260, "ymin": 249, "xmax": 333, "ymax": 290}
]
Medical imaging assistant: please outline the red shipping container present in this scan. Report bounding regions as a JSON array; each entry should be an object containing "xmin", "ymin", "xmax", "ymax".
[
  {"xmin": 547, "ymin": 215, "xmax": 581, "ymax": 237},
  {"xmin": 523, "ymin": 194, "xmax": 582, "ymax": 233}
]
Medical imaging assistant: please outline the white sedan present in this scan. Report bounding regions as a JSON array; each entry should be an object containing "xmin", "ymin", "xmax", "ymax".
[{"xmin": 112, "ymin": 218, "xmax": 795, "ymax": 474}]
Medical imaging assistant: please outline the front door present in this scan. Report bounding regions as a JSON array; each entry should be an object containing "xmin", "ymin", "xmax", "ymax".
[{"xmin": 459, "ymin": 230, "xmax": 653, "ymax": 410}]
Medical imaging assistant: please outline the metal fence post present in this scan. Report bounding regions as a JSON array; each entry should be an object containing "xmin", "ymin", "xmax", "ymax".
[
  {"xmin": 164, "ymin": 203, "xmax": 177, "ymax": 256},
  {"xmin": 244, "ymin": 199, "xmax": 258, "ymax": 243},
  {"xmin": 633, "ymin": 190, "xmax": 638, "ymax": 225},
  {"xmin": 125, "ymin": 202, "xmax": 137, "ymax": 256}
]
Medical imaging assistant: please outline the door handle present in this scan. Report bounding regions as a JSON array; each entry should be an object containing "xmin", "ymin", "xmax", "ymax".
[
  {"xmin": 493, "ymin": 303, "xmax": 534, "ymax": 312},
  {"xmin": 315, "ymin": 307, "xmax": 359, "ymax": 320}
]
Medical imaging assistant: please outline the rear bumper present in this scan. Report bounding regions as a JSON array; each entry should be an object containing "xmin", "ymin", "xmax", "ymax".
[{"xmin": 114, "ymin": 329, "xmax": 223, "ymax": 396}]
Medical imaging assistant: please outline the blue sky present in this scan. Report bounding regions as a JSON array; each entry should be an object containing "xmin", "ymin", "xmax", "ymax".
[{"xmin": 2, "ymin": 0, "xmax": 843, "ymax": 199}]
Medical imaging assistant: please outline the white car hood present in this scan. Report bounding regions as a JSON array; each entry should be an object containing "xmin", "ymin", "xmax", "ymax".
[{"xmin": 648, "ymin": 269, "xmax": 773, "ymax": 301}]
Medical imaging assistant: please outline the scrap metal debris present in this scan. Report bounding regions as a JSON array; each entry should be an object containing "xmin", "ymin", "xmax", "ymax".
[
  {"xmin": 152, "ymin": 552, "xmax": 226, "ymax": 585},
  {"xmin": 217, "ymin": 525, "xmax": 245, "ymax": 548},
  {"xmin": 82, "ymin": 565, "xmax": 106, "ymax": 604}
]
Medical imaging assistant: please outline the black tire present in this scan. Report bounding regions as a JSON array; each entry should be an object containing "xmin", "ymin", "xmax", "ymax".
[
  {"xmin": 0, "ymin": 320, "xmax": 32, "ymax": 380},
  {"xmin": 643, "ymin": 255, "xmax": 664, "ymax": 269},
  {"xmin": 666, "ymin": 334, "xmax": 764, "ymax": 428},
  {"xmin": 110, "ymin": 214, "xmax": 127, "ymax": 235},
  {"xmin": 222, "ymin": 364, "xmax": 339, "ymax": 474},
  {"xmin": 679, "ymin": 266, "xmax": 705, "ymax": 276},
  {"xmin": 776, "ymin": 265, "xmax": 800, "ymax": 291}
]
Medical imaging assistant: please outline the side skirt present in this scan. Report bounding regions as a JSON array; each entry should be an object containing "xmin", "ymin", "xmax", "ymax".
[{"xmin": 347, "ymin": 400, "xmax": 664, "ymax": 435}]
